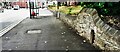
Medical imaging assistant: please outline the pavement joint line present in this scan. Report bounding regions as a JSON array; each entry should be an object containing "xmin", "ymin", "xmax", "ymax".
[{"xmin": 0, "ymin": 18, "xmax": 27, "ymax": 37}]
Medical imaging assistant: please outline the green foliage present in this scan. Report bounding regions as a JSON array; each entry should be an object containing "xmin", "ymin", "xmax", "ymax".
[
  {"xmin": 48, "ymin": 4, "xmax": 56, "ymax": 7},
  {"xmin": 68, "ymin": 8, "xmax": 72, "ymax": 15},
  {"xmin": 81, "ymin": 2, "xmax": 120, "ymax": 16}
]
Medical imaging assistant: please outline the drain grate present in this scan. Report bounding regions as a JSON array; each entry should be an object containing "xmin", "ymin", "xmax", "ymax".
[{"xmin": 27, "ymin": 29, "xmax": 42, "ymax": 34}]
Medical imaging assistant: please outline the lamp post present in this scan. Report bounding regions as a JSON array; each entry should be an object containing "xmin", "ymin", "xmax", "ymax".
[
  {"xmin": 35, "ymin": 0, "xmax": 39, "ymax": 16},
  {"xmin": 29, "ymin": 0, "xmax": 32, "ymax": 19},
  {"xmin": 56, "ymin": 1, "xmax": 60, "ymax": 18}
]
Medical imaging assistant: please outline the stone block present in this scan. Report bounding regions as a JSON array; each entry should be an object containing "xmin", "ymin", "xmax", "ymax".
[
  {"xmin": 88, "ymin": 8, "xmax": 94, "ymax": 14},
  {"xmin": 85, "ymin": 8, "xmax": 89, "ymax": 12},
  {"xmin": 94, "ymin": 17, "xmax": 100, "ymax": 24},
  {"xmin": 86, "ymin": 8, "xmax": 91, "ymax": 13},
  {"xmin": 99, "ymin": 21, "xmax": 105, "ymax": 29},
  {"xmin": 96, "ymin": 19, "xmax": 103, "ymax": 28},
  {"xmin": 102, "ymin": 24, "xmax": 110, "ymax": 32},
  {"xmin": 80, "ymin": 8, "xmax": 87, "ymax": 13},
  {"xmin": 107, "ymin": 28, "xmax": 117, "ymax": 36},
  {"xmin": 116, "ymin": 36, "xmax": 120, "ymax": 45},
  {"xmin": 92, "ymin": 14, "xmax": 98, "ymax": 20},
  {"xmin": 90, "ymin": 9, "xmax": 97, "ymax": 16},
  {"xmin": 115, "ymin": 31, "xmax": 120, "ymax": 36}
]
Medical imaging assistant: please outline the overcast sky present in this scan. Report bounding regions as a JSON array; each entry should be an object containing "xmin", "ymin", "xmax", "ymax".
[
  {"xmin": 0, "ymin": 0, "xmax": 119, "ymax": 2},
  {"xmin": 38, "ymin": 0, "xmax": 46, "ymax": 2},
  {"xmin": 0, "ymin": 0, "xmax": 47, "ymax": 2}
]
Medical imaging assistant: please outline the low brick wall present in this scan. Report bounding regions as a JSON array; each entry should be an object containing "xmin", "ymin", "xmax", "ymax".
[{"xmin": 51, "ymin": 8, "xmax": 120, "ymax": 50}]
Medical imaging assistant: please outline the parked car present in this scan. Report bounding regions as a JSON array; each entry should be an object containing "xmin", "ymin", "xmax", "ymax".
[
  {"xmin": 0, "ymin": 2, "xmax": 4, "ymax": 13},
  {"xmin": 7, "ymin": 6, "xmax": 12, "ymax": 9},
  {"xmin": 0, "ymin": 6, "xmax": 4, "ymax": 13},
  {"xmin": 13, "ymin": 5, "xmax": 19, "ymax": 10}
]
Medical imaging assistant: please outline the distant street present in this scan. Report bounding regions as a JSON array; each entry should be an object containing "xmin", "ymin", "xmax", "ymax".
[{"xmin": 0, "ymin": 9, "xmax": 29, "ymax": 32}]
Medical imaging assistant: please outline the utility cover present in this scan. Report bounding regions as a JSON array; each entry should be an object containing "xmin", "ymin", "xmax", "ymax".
[{"xmin": 27, "ymin": 29, "xmax": 41, "ymax": 34}]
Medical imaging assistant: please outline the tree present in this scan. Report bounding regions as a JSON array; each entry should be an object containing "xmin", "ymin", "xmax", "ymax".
[{"xmin": 81, "ymin": 2, "xmax": 120, "ymax": 16}]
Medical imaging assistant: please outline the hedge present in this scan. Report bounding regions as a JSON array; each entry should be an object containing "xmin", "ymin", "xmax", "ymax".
[{"xmin": 80, "ymin": 2, "xmax": 120, "ymax": 16}]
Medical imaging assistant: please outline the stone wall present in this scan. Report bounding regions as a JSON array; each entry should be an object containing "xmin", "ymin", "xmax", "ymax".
[
  {"xmin": 51, "ymin": 8, "xmax": 120, "ymax": 50},
  {"xmin": 77, "ymin": 8, "xmax": 120, "ymax": 50}
]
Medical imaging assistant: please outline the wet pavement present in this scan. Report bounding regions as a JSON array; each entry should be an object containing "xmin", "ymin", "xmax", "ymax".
[{"xmin": 2, "ymin": 16, "xmax": 100, "ymax": 51}]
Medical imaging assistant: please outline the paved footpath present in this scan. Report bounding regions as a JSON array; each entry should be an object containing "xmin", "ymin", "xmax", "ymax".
[{"xmin": 1, "ymin": 12, "xmax": 100, "ymax": 52}]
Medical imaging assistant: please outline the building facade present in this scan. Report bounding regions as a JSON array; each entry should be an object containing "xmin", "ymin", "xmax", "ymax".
[{"xmin": 12, "ymin": 0, "xmax": 28, "ymax": 8}]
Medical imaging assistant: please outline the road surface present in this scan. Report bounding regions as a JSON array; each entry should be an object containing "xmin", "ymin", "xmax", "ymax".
[{"xmin": 0, "ymin": 9, "xmax": 29, "ymax": 36}]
